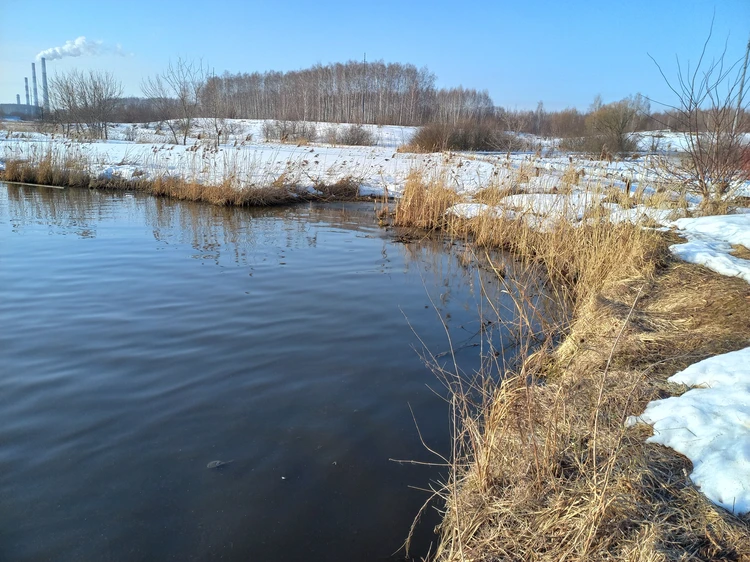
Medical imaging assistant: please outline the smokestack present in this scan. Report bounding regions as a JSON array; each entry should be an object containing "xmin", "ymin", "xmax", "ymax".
[
  {"xmin": 41, "ymin": 57, "xmax": 49, "ymax": 112},
  {"xmin": 31, "ymin": 63, "xmax": 39, "ymax": 107},
  {"xmin": 25, "ymin": 78, "xmax": 30, "ymax": 105},
  {"xmin": 17, "ymin": 94, "xmax": 21, "ymax": 105}
]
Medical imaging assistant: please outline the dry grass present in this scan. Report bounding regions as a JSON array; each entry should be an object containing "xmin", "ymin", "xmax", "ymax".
[
  {"xmin": 395, "ymin": 170, "xmax": 750, "ymax": 561},
  {"xmin": 730, "ymin": 244, "xmax": 750, "ymax": 260},
  {"xmin": 425, "ymin": 258, "xmax": 750, "ymax": 562},
  {"xmin": 0, "ymin": 143, "xmax": 367, "ymax": 207},
  {"xmin": 560, "ymin": 164, "xmax": 583, "ymax": 193},
  {"xmin": 602, "ymin": 185, "xmax": 633, "ymax": 208},
  {"xmin": 2, "ymin": 151, "xmax": 93, "ymax": 189},
  {"xmin": 148, "ymin": 176, "xmax": 299, "ymax": 206},
  {"xmin": 313, "ymin": 175, "xmax": 361, "ymax": 200},
  {"xmin": 394, "ymin": 169, "xmax": 463, "ymax": 230}
]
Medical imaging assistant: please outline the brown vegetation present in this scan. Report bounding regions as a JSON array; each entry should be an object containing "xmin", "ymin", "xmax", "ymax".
[
  {"xmin": 394, "ymin": 171, "xmax": 750, "ymax": 561},
  {"xmin": 430, "ymin": 260, "xmax": 750, "ymax": 561},
  {"xmin": 402, "ymin": 121, "xmax": 530, "ymax": 153},
  {"xmin": 0, "ymin": 146, "xmax": 366, "ymax": 206}
]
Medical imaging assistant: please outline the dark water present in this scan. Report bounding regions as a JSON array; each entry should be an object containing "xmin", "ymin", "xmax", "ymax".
[{"xmin": 0, "ymin": 184, "xmax": 518, "ymax": 562}]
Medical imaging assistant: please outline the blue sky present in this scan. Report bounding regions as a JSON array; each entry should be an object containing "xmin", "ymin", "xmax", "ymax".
[{"xmin": 1, "ymin": 0, "xmax": 747, "ymax": 111}]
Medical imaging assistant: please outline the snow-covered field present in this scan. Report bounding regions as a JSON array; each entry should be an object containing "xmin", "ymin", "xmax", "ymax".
[{"xmin": 2, "ymin": 118, "xmax": 749, "ymax": 514}]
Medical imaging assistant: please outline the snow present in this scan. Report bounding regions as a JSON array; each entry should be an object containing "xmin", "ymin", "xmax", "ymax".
[
  {"xmin": 627, "ymin": 348, "xmax": 750, "ymax": 515},
  {"xmin": 627, "ymin": 216, "xmax": 750, "ymax": 516},
  {"xmin": 500, "ymin": 192, "xmax": 601, "ymax": 221},
  {"xmin": 447, "ymin": 203, "xmax": 499, "ymax": 219},
  {"xmin": 0, "ymin": 120, "xmax": 502, "ymax": 198},
  {"xmin": 672, "ymin": 215, "xmax": 750, "ymax": 248},
  {"xmin": 669, "ymin": 215, "xmax": 750, "ymax": 284}
]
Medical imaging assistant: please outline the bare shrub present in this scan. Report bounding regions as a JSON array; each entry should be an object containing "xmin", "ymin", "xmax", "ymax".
[
  {"xmin": 142, "ymin": 58, "xmax": 206, "ymax": 145},
  {"xmin": 404, "ymin": 121, "xmax": 529, "ymax": 152},
  {"xmin": 323, "ymin": 126, "xmax": 339, "ymax": 145},
  {"xmin": 650, "ymin": 27, "xmax": 750, "ymax": 210},
  {"xmin": 262, "ymin": 120, "xmax": 317, "ymax": 143},
  {"xmin": 404, "ymin": 123, "xmax": 451, "ymax": 152},
  {"xmin": 338, "ymin": 124, "xmax": 376, "ymax": 146},
  {"xmin": 322, "ymin": 124, "xmax": 376, "ymax": 146},
  {"xmin": 123, "ymin": 125, "xmax": 137, "ymax": 142},
  {"xmin": 583, "ymin": 95, "xmax": 648, "ymax": 156},
  {"xmin": 49, "ymin": 69, "xmax": 123, "ymax": 140}
]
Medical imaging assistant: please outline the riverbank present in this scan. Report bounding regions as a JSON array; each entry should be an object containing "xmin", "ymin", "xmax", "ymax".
[
  {"xmin": 392, "ymin": 176, "xmax": 750, "ymax": 559},
  {"xmin": 3, "ymin": 123, "xmax": 749, "ymax": 560},
  {"xmin": 0, "ymin": 146, "xmax": 377, "ymax": 206}
]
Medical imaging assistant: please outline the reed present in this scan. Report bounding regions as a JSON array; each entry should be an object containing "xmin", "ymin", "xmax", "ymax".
[
  {"xmin": 1, "ymin": 141, "xmax": 366, "ymax": 206},
  {"xmin": 395, "ymin": 167, "xmax": 750, "ymax": 560}
]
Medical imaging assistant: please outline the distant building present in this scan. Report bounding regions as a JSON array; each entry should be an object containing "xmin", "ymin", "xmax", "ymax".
[{"xmin": 0, "ymin": 103, "xmax": 42, "ymax": 120}]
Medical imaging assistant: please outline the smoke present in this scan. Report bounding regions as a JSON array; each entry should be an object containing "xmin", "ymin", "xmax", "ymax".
[{"xmin": 36, "ymin": 36, "xmax": 125, "ymax": 61}]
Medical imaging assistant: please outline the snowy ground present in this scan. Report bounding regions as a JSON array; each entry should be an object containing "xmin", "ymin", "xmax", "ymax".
[
  {"xmin": 2, "ymin": 117, "xmax": 750, "ymax": 515},
  {"xmin": 627, "ymin": 348, "xmax": 750, "ymax": 515},
  {"xmin": 669, "ymin": 215, "xmax": 750, "ymax": 284},
  {"xmin": 625, "ymin": 212, "xmax": 750, "ymax": 516},
  {"xmin": 1, "ymin": 119, "xmax": 496, "ymax": 197}
]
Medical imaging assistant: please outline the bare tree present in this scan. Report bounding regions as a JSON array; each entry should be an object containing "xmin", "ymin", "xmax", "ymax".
[
  {"xmin": 585, "ymin": 94, "xmax": 649, "ymax": 155},
  {"xmin": 650, "ymin": 26, "xmax": 750, "ymax": 209},
  {"xmin": 201, "ymin": 74, "xmax": 231, "ymax": 148},
  {"xmin": 142, "ymin": 58, "xmax": 206, "ymax": 144},
  {"xmin": 49, "ymin": 69, "xmax": 122, "ymax": 139}
]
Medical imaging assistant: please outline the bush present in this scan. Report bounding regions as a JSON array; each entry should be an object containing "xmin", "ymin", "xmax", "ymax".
[
  {"xmin": 324, "ymin": 124, "xmax": 376, "ymax": 146},
  {"xmin": 338, "ymin": 124, "xmax": 375, "ymax": 146},
  {"xmin": 262, "ymin": 120, "xmax": 317, "ymax": 143},
  {"xmin": 582, "ymin": 96, "xmax": 646, "ymax": 157},
  {"xmin": 405, "ymin": 121, "xmax": 529, "ymax": 152}
]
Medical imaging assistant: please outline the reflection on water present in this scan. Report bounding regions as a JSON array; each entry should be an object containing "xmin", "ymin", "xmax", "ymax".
[{"xmin": 1, "ymin": 183, "xmax": 524, "ymax": 562}]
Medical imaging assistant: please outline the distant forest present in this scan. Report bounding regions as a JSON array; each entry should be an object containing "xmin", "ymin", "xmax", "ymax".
[
  {"xmin": 203, "ymin": 61, "xmax": 494, "ymax": 126},
  {"xmin": 48, "ymin": 57, "xmax": 748, "ymax": 145}
]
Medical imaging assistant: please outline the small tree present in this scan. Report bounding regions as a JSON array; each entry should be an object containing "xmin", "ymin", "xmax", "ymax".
[
  {"xmin": 201, "ymin": 73, "xmax": 236, "ymax": 148},
  {"xmin": 49, "ymin": 69, "xmax": 122, "ymax": 139},
  {"xmin": 142, "ymin": 58, "xmax": 206, "ymax": 145},
  {"xmin": 650, "ymin": 27, "xmax": 750, "ymax": 209},
  {"xmin": 584, "ymin": 94, "xmax": 648, "ymax": 155}
]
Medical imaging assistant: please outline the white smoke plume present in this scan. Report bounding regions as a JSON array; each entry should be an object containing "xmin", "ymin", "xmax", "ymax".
[{"xmin": 36, "ymin": 36, "xmax": 125, "ymax": 61}]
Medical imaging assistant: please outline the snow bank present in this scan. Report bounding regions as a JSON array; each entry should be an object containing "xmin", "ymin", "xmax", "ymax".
[
  {"xmin": 628, "ymin": 347, "xmax": 750, "ymax": 515},
  {"xmin": 670, "ymin": 215, "xmax": 750, "ymax": 284},
  {"xmin": 672, "ymin": 215, "xmax": 750, "ymax": 248}
]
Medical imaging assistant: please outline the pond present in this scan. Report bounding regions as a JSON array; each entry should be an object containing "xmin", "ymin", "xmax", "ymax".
[{"xmin": 0, "ymin": 183, "xmax": 520, "ymax": 561}]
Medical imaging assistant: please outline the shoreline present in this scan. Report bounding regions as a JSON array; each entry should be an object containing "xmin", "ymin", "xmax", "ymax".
[
  {"xmin": 0, "ymin": 167, "xmax": 392, "ymax": 207},
  {"xmin": 3, "ymin": 135, "xmax": 749, "ymax": 560}
]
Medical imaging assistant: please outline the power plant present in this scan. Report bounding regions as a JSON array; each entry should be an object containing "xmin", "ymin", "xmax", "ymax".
[
  {"xmin": 41, "ymin": 57, "xmax": 50, "ymax": 112},
  {"xmin": 32, "ymin": 62, "xmax": 39, "ymax": 107},
  {"xmin": 0, "ymin": 57, "xmax": 50, "ymax": 119}
]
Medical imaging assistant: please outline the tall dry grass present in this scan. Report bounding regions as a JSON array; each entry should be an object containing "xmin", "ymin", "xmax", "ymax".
[
  {"xmin": 394, "ymin": 169, "xmax": 463, "ymax": 230},
  {"xmin": 0, "ymin": 141, "xmax": 365, "ymax": 206},
  {"xmin": 396, "ymin": 168, "xmax": 750, "ymax": 560}
]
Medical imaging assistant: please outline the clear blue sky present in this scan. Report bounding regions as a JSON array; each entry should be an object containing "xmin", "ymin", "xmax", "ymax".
[{"xmin": 1, "ymin": 0, "xmax": 747, "ymax": 111}]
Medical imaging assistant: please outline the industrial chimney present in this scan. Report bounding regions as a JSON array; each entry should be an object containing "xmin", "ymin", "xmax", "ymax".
[
  {"xmin": 17, "ymin": 94, "xmax": 21, "ymax": 105},
  {"xmin": 25, "ymin": 78, "xmax": 30, "ymax": 105},
  {"xmin": 41, "ymin": 57, "xmax": 49, "ymax": 112},
  {"xmin": 31, "ymin": 63, "xmax": 39, "ymax": 107}
]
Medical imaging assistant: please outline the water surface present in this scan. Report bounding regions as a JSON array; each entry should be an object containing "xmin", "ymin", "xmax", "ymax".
[{"xmin": 0, "ymin": 184, "xmax": 515, "ymax": 561}]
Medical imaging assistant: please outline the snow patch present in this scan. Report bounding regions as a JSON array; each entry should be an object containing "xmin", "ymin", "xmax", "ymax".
[
  {"xmin": 669, "ymin": 215, "xmax": 750, "ymax": 284},
  {"xmin": 628, "ymin": 347, "xmax": 750, "ymax": 515}
]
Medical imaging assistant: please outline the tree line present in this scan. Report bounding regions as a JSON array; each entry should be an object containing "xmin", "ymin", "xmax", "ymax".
[
  {"xmin": 203, "ymin": 60, "xmax": 494, "ymax": 125},
  {"xmin": 46, "ymin": 57, "xmax": 747, "ymax": 147}
]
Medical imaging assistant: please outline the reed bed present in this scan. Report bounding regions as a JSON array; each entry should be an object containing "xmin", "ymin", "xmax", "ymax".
[
  {"xmin": 396, "ymin": 168, "xmax": 750, "ymax": 561},
  {"xmin": 0, "ymin": 141, "xmax": 368, "ymax": 206}
]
